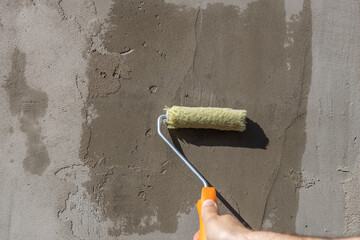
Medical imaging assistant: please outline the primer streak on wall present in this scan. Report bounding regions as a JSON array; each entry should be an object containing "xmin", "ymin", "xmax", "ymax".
[
  {"xmin": 81, "ymin": 2, "xmax": 199, "ymax": 235},
  {"xmin": 261, "ymin": 0, "xmax": 312, "ymax": 232}
]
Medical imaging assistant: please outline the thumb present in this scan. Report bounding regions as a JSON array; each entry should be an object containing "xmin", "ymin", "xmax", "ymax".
[{"xmin": 201, "ymin": 200, "xmax": 218, "ymax": 223}]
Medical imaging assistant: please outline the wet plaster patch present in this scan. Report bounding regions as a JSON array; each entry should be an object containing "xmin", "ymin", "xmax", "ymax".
[
  {"xmin": 3, "ymin": 48, "xmax": 49, "ymax": 175},
  {"xmin": 81, "ymin": 0, "xmax": 198, "ymax": 236},
  {"xmin": 80, "ymin": 0, "xmax": 312, "ymax": 236},
  {"xmin": 261, "ymin": 1, "xmax": 312, "ymax": 232}
]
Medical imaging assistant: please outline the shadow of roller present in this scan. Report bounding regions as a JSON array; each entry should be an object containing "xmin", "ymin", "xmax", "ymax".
[{"xmin": 169, "ymin": 118, "xmax": 268, "ymax": 149}]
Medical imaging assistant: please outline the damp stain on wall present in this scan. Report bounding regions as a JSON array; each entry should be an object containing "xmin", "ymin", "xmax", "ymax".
[
  {"xmin": 80, "ymin": 0, "xmax": 312, "ymax": 236},
  {"xmin": 3, "ymin": 48, "xmax": 50, "ymax": 175}
]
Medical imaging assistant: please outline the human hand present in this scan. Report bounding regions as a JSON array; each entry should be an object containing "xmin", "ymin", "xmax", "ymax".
[{"xmin": 193, "ymin": 200, "xmax": 252, "ymax": 240}]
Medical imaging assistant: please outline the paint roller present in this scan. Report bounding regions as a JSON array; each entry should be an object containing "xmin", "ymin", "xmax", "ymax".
[{"xmin": 157, "ymin": 106, "xmax": 247, "ymax": 240}]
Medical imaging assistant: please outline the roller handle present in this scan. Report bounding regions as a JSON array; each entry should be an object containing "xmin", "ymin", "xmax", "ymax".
[{"xmin": 196, "ymin": 187, "xmax": 217, "ymax": 240}]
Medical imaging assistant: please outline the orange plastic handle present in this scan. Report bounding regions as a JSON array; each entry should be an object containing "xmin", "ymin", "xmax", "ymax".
[{"xmin": 196, "ymin": 187, "xmax": 217, "ymax": 240}]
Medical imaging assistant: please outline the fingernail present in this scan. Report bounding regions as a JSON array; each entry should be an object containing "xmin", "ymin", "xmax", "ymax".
[{"xmin": 202, "ymin": 200, "xmax": 217, "ymax": 208}]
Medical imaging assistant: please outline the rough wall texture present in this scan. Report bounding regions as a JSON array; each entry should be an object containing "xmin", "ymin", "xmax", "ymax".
[{"xmin": 0, "ymin": 0, "xmax": 359, "ymax": 239}]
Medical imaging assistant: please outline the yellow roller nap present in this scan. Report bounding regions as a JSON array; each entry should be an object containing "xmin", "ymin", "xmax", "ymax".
[{"xmin": 164, "ymin": 106, "xmax": 247, "ymax": 132}]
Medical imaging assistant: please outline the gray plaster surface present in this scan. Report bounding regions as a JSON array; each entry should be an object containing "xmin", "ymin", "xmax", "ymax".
[
  {"xmin": 296, "ymin": 1, "xmax": 360, "ymax": 237},
  {"xmin": 0, "ymin": 0, "xmax": 359, "ymax": 239}
]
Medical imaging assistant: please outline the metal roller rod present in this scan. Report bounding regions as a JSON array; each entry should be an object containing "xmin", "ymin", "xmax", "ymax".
[{"xmin": 157, "ymin": 114, "xmax": 209, "ymax": 187}]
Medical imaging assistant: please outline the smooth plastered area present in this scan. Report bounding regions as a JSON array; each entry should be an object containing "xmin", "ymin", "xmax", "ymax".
[{"xmin": 0, "ymin": 1, "xmax": 359, "ymax": 239}]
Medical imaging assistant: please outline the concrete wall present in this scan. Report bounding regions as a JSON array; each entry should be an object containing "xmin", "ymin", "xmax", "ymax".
[{"xmin": 0, "ymin": 0, "xmax": 359, "ymax": 239}]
